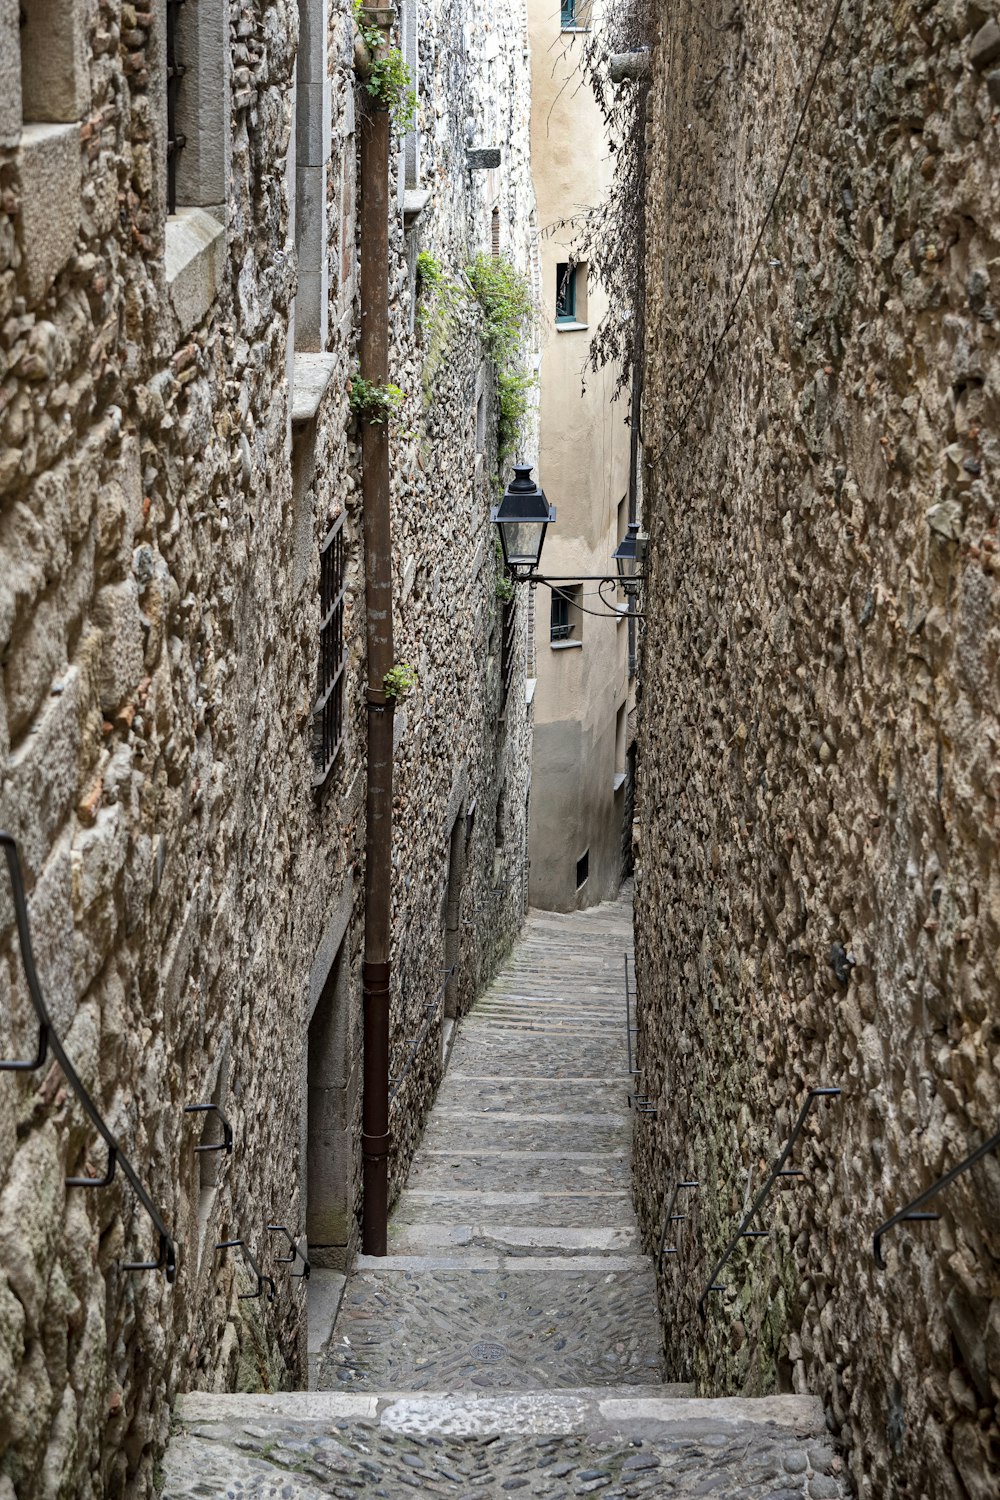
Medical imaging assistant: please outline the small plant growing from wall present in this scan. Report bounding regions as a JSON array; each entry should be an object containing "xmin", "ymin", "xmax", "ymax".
[
  {"xmin": 349, "ymin": 375, "xmax": 406, "ymax": 425},
  {"xmin": 466, "ymin": 254, "xmax": 536, "ymax": 475},
  {"xmin": 354, "ymin": 1, "xmax": 417, "ymax": 131},
  {"xmin": 384, "ymin": 662, "xmax": 418, "ymax": 699},
  {"xmin": 416, "ymin": 251, "xmax": 443, "ymax": 291}
]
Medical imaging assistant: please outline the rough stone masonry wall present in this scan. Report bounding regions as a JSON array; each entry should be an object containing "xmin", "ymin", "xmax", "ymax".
[
  {"xmin": 0, "ymin": 1, "xmax": 535, "ymax": 1497},
  {"xmin": 632, "ymin": 4, "xmax": 1000, "ymax": 1499}
]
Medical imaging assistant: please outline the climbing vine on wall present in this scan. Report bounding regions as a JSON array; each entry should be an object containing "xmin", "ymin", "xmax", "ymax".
[{"xmin": 559, "ymin": 0, "xmax": 656, "ymax": 396}]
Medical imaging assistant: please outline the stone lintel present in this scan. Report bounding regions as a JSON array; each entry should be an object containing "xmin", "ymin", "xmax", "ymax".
[{"xmin": 165, "ymin": 209, "xmax": 226, "ymax": 336}]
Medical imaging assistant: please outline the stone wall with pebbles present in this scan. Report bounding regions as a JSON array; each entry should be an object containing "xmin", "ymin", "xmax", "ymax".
[
  {"xmin": 0, "ymin": 0, "xmax": 535, "ymax": 1495},
  {"xmin": 631, "ymin": 3, "xmax": 1000, "ymax": 1499}
]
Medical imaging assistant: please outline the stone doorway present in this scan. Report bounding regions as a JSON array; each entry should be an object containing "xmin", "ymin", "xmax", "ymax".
[{"xmin": 305, "ymin": 935, "xmax": 354, "ymax": 1269}]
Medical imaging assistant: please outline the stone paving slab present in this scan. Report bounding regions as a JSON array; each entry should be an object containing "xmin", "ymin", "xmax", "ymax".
[
  {"xmin": 319, "ymin": 1265, "xmax": 663, "ymax": 1391},
  {"xmin": 420, "ymin": 1116, "xmax": 629, "ymax": 1154},
  {"xmin": 392, "ymin": 1190, "xmax": 632, "ymax": 1228},
  {"xmin": 385, "ymin": 1224, "xmax": 642, "ymax": 1257},
  {"xmin": 407, "ymin": 1151, "xmax": 630, "ymax": 1194},
  {"xmin": 435, "ymin": 1079, "xmax": 626, "ymax": 1111},
  {"xmin": 447, "ymin": 1034, "xmax": 628, "ymax": 1077}
]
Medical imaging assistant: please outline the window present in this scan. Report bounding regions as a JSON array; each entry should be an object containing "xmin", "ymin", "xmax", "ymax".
[
  {"xmin": 294, "ymin": 0, "xmax": 332, "ymax": 350},
  {"xmin": 576, "ymin": 850, "xmax": 590, "ymax": 889},
  {"xmin": 556, "ymin": 261, "xmax": 587, "ymax": 326},
  {"xmin": 550, "ymin": 585, "xmax": 582, "ymax": 645},
  {"xmin": 313, "ymin": 516, "xmax": 347, "ymax": 785},
  {"xmin": 561, "ymin": 0, "xmax": 592, "ymax": 31},
  {"xmin": 556, "ymin": 262, "xmax": 576, "ymax": 323}
]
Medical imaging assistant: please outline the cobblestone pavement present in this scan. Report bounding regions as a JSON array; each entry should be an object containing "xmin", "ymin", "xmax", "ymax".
[{"xmin": 163, "ymin": 897, "xmax": 852, "ymax": 1498}]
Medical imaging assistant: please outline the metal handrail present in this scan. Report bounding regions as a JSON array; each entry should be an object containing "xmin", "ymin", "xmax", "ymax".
[
  {"xmin": 215, "ymin": 1239, "xmax": 275, "ymax": 1300},
  {"xmin": 656, "ymin": 1178, "xmax": 699, "ymax": 1266},
  {"xmin": 697, "ymin": 1085, "xmax": 840, "ymax": 1316},
  {"xmin": 389, "ymin": 966, "xmax": 455, "ymax": 1105},
  {"xmin": 873, "ymin": 1127, "xmax": 1000, "ymax": 1270},
  {"xmin": 624, "ymin": 953, "xmax": 638, "ymax": 1075},
  {"xmin": 0, "ymin": 833, "xmax": 177, "ymax": 1281}
]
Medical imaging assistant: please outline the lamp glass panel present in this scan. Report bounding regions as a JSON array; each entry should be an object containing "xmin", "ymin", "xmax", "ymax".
[{"xmin": 501, "ymin": 520, "xmax": 545, "ymax": 568}]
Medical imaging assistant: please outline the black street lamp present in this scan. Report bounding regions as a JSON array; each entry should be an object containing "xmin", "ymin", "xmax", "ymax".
[
  {"xmin": 491, "ymin": 465, "xmax": 556, "ymax": 578},
  {"xmin": 612, "ymin": 521, "xmax": 641, "ymax": 595}
]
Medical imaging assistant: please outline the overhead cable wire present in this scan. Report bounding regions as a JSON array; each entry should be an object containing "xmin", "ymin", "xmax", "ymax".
[{"xmin": 664, "ymin": 0, "xmax": 848, "ymax": 449}]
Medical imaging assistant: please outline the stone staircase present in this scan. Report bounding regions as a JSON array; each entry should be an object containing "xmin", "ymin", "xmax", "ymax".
[{"xmin": 162, "ymin": 898, "xmax": 850, "ymax": 1498}]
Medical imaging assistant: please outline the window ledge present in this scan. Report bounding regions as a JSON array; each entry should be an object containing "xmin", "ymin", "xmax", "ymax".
[
  {"xmin": 550, "ymin": 639, "xmax": 583, "ymax": 651},
  {"xmin": 291, "ymin": 353, "xmax": 339, "ymax": 426},
  {"xmin": 166, "ymin": 208, "xmax": 226, "ymax": 336},
  {"xmin": 555, "ymin": 320, "xmax": 589, "ymax": 333},
  {"xmin": 613, "ymin": 772, "xmax": 627, "ymax": 792},
  {"xmin": 403, "ymin": 189, "xmax": 432, "ymax": 227}
]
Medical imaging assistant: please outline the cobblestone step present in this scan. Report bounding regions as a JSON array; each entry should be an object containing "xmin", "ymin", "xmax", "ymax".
[{"xmin": 163, "ymin": 1390, "xmax": 849, "ymax": 1499}]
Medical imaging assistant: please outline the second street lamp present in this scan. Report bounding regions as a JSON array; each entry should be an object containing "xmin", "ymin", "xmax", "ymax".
[{"xmin": 492, "ymin": 466, "xmax": 646, "ymax": 617}]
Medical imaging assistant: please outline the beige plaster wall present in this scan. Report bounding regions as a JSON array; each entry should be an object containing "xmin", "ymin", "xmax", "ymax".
[{"xmin": 526, "ymin": 0, "xmax": 632, "ymax": 912}]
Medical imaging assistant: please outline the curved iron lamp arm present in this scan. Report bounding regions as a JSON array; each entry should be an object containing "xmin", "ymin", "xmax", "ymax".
[{"xmin": 0, "ymin": 833, "xmax": 177, "ymax": 1281}]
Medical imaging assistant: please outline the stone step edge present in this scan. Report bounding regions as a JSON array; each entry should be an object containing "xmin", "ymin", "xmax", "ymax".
[
  {"xmin": 352, "ymin": 1252, "xmax": 649, "ymax": 1273},
  {"xmin": 174, "ymin": 1389, "xmax": 827, "ymax": 1441}
]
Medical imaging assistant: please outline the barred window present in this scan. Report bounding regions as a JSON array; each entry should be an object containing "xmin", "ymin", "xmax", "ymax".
[
  {"xmin": 313, "ymin": 518, "xmax": 347, "ymax": 786},
  {"xmin": 500, "ymin": 596, "xmax": 517, "ymax": 714}
]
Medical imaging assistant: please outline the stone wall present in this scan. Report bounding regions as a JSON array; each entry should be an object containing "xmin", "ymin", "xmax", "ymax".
[
  {"xmin": 632, "ymin": 4, "xmax": 1000, "ymax": 1499},
  {"xmin": 0, "ymin": 0, "xmax": 535, "ymax": 1496}
]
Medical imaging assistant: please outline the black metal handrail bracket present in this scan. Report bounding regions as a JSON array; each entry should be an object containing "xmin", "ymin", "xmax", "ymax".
[
  {"xmin": 216, "ymin": 1239, "xmax": 276, "ymax": 1300},
  {"xmin": 0, "ymin": 833, "xmax": 177, "ymax": 1281},
  {"xmin": 697, "ymin": 1085, "xmax": 841, "ymax": 1317},
  {"xmin": 873, "ymin": 1127, "xmax": 1000, "ymax": 1270},
  {"xmin": 267, "ymin": 1223, "xmax": 311, "ymax": 1279},
  {"xmin": 657, "ymin": 1179, "xmax": 699, "ymax": 1267},
  {"xmin": 185, "ymin": 1102, "xmax": 234, "ymax": 1155}
]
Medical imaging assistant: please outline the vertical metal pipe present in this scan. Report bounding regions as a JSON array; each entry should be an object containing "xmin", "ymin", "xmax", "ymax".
[{"xmin": 359, "ymin": 17, "xmax": 394, "ymax": 1256}]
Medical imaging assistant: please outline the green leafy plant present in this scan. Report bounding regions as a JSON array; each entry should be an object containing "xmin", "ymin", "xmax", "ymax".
[
  {"xmin": 465, "ymin": 254, "xmax": 534, "ymax": 364},
  {"xmin": 495, "ymin": 573, "xmax": 515, "ymax": 603},
  {"xmin": 384, "ymin": 662, "xmax": 418, "ymax": 699},
  {"xmin": 497, "ymin": 368, "xmax": 537, "ymax": 468},
  {"xmin": 349, "ymin": 375, "xmax": 406, "ymax": 425},
  {"xmin": 354, "ymin": 1, "xmax": 417, "ymax": 130},
  {"xmin": 416, "ymin": 251, "xmax": 443, "ymax": 290},
  {"xmin": 465, "ymin": 255, "xmax": 536, "ymax": 471}
]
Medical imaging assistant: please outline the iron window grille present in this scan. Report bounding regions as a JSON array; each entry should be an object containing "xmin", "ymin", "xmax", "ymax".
[
  {"xmin": 313, "ymin": 517, "xmax": 347, "ymax": 786},
  {"xmin": 499, "ymin": 596, "xmax": 517, "ymax": 713},
  {"xmin": 550, "ymin": 587, "xmax": 578, "ymax": 641},
  {"xmin": 166, "ymin": 0, "xmax": 187, "ymax": 215}
]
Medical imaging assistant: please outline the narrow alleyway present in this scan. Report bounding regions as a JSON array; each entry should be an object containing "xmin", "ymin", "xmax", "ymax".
[{"xmin": 162, "ymin": 899, "xmax": 851, "ymax": 1498}]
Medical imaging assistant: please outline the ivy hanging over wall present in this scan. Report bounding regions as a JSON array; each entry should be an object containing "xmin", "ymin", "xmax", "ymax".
[
  {"xmin": 465, "ymin": 254, "xmax": 536, "ymax": 474},
  {"xmin": 557, "ymin": 0, "xmax": 656, "ymax": 396}
]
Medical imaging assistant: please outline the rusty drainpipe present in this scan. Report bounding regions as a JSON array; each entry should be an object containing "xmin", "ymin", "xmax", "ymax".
[{"xmin": 357, "ymin": 4, "xmax": 395, "ymax": 1256}]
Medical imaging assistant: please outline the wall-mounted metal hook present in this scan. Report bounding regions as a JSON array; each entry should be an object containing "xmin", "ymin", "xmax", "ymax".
[
  {"xmin": 67, "ymin": 1143, "xmax": 118, "ymax": 1189},
  {"xmin": 628, "ymin": 1093, "xmax": 658, "ymax": 1116},
  {"xmin": 216, "ymin": 1239, "xmax": 276, "ymax": 1300},
  {"xmin": 267, "ymin": 1224, "xmax": 311, "ymax": 1279},
  {"xmin": 185, "ymin": 1103, "xmax": 234, "ymax": 1155}
]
